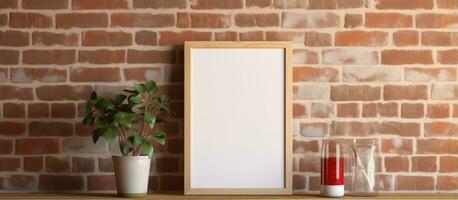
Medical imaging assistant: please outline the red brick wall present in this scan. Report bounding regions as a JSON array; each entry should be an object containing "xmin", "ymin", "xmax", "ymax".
[{"xmin": 1, "ymin": 0, "xmax": 458, "ymax": 193}]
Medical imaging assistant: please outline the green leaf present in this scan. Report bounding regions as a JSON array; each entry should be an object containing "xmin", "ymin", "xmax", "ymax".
[
  {"xmin": 127, "ymin": 135, "xmax": 144, "ymax": 145},
  {"xmin": 133, "ymin": 83, "xmax": 146, "ymax": 93},
  {"xmin": 129, "ymin": 95, "xmax": 143, "ymax": 104},
  {"xmin": 152, "ymin": 131, "xmax": 166, "ymax": 145},
  {"xmin": 120, "ymin": 143, "xmax": 132, "ymax": 156},
  {"xmin": 82, "ymin": 104, "xmax": 92, "ymax": 117},
  {"xmin": 82, "ymin": 117, "xmax": 94, "ymax": 125},
  {"xmin": 140, "ymin": 142, "xmax": 153, "ymax": 157},
  {"xmin": 115, "ymin": 112, "xmax": 137, "ymax": 128},
  {"xmin": 145, "ymin": 80, "xmax": 157, "ymax": 93},
  {"xmin": 144, "ymin": 112, "xmax": 156, "ymax": 128},
  {"xmin": 114, "ymin": 94, "xmax": 127, "ymax": 105},
  {"xmin": 102, "ymin": 127, "xmax": 117, "ymax": 142},
  {"xmin": 95, "ymin": 98, "xmax": 113, "ymax": 110},
  {"xmin": 95, "ymin": 119, "xmax": 108, "ymax": 129}
]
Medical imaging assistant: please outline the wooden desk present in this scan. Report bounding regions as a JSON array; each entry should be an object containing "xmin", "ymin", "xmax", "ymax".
[{"xmin": 0, "ymin": 193, "xmax": 457, "ymax": 200}]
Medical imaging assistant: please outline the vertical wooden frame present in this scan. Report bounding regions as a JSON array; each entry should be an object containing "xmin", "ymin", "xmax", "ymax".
[{"xmin": 184, "ymin": 41, "xmax": 292, "ymax": 195}]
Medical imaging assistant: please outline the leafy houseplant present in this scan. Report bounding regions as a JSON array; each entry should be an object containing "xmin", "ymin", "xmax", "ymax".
[{"xmin": 82, "ymin": 80, "xmax": 171, "ymax": 197}]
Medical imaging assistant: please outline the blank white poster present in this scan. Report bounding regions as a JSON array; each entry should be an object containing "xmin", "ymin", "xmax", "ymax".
[{"xmin": 190, "ymin": 48, "xmax": 285, "ymax": 188}]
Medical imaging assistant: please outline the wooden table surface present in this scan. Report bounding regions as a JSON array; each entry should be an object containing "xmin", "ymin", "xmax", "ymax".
[{"xmin": 0, "ymin": 193, "xmax": 457, "ymax": 200}]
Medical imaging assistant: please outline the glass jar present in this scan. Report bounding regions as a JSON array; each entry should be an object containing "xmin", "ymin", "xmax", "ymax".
[
  {"xmin": 351, "ymin": 139, "xmax": 378, "ymax": 196},
  {"xmin": 321, "ymin": 122, "xmax": 344, "ymax": 197}
]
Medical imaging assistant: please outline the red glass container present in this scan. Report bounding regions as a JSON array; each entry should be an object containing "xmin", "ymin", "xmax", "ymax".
[{"xmin": 321, "ymin": 122, "xmax": 344, "ymax": 197}]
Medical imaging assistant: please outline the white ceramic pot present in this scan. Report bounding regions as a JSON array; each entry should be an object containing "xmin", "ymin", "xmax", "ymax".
[{"xmin": 112, "ymin": 155, "xmax": 151, "ymax": 197}]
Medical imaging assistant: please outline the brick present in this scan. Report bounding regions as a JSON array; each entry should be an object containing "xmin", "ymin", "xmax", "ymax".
[
  {"xmin": 178, "ymin": 12, "xmax": 231, "ymax": 28},
  {"xmin": 32, "ymin": 32, "xmax": 78, "ymax": 46},
  {"xmin": 28, "ymin": 103, "xmax": 49, "ymax": 118},
  {"xmin": 437, "ymin": 0, "xmax": 458, "ymax": 8},
  {"xmin": 293, "ymin": 175, "xmax": 306, "ymax": 190},
  {"xmin": 385, "ymin": 156, "xmax": 409, "ymax": 172},
  {"xmin": 16, "ymin": 138, "xmax": 60, "ymax": 155},
  {"xmin": 133, "ymin": 0, "xmax": 187, "ymax": 8},
  {"xmin": 45, "ymin": 156, "xmax": 70, "ymax": 173},
  {"xmin": 335, "ymin": 31, "xmax": 388, "ymax": 46},
  {"xmin": 299, "ymin": 122, "xmax": 327, "ymax": 137},
  {"xmin": 74, "ymin": 123, "xmax": 93, "ymax": 136},
  {"xmin": 393, "ymin": 30, "xmax": 419, "ymax": 46},
  {"xmin": 0, "ymin": 14, "xmax": 7, "ymax": 27},
  {"xmin": 266, "ymin": 31, "xmax": 304, "ymax": 44},
  {"xmin": 0, "ymin": 121, "xmax": 26, "ymax": 136},
  {"xmin": 345, "ymin": 14, "xmax": 363, "ymax": 28},
  {"xmin": 190, "ymin": 0, "xmax": 243, "ymax": 9},
  {"xmin": 425, "ymin": 122, "xmax": 458, "ymax": 137},
  {"xmin": 62, "ymin": 138, "xmax": 106, "ymax": 153},
  {"xmin": 379, "ymin": 103, "xmax": 398, "ymax": 117},
  {"xmin": 311, "ymin": 103, "xmax": 332, "ymax": 118},
  {"xmin": 135, "ymin": 31, "xmax": 157, "ymax": 45},
  {"xmin": 422, "ymin": 32, "xmax": 458, "ymax": 46},
  {"xmin": 11, "ymin": 68, "xmax": 67, "ymax": 83},
  {"xmin": 3, "ymin": 103, "xmax": 25, "ymax": 118},
  {"xmin": 112, "ymin": 13, "xmax": 174, "ymax": 28},
  {"xmin": 384, "ymin": 85, "xmax": 428, "ymax": 100},
  {"xmin": 167, "ymin": 138, "xmax": 183, "ymax": 154},
  {"xmin": 293, "ymin": 140, "xmax": 319, "ymax": 153},
  {"xmin": 438, "ymin": 176, "xmax": 458, "ymax": 190},
  {"xmin": 293, "ymin": 66, "xmax": 338, "ymax": 82},
  {"xmin": 365, "ymin": 13, "xmax": 412, "ymax": 28},
  {"xmin": 22, "ymin": 0, "xmax": 68, "ymax": 9},
  {"xmin": 440, "ymin": 156, "xmax": 458, "ymax": 172},
  {"xmin": 127, "ymin": 50, "xmax": 175, "ymax": 64},
  {"xmin": 308, "ymin": 0, "xmax": 337, "ymax": 9},
  {"xmin": 417, "ymin": 14, "xmax": 458, "ymax": 28},
  {"xmin": 72, "ymin": 157, "xmax": 94, "ymax": 173},
  {"xmin": 156, "ymin": 157, "xmax": 180, "ymax": 172},
  {"xmin": 124, "ymin": 67, "xmax": 162, "ymax": 82},
  {"xmin": 395, "ymin": 176, "xmax": 434, "ymax": 190},
  {"xmin": 87, "ymin": 175, "xmax": 116, "ymax": 190},
  {"xmin": 23, "ymin": 50, "xmax": 75, "ymax": 65},
  {"xmin": 0, "ymin": 157, "xmax": 20, "ymax": 171},
  {"xmin": 401, "ymin": 103, "xmax": 424, "ymax": 118},
  {"xmin": 24, "ymin": 156, "xmax": 43, "ymax": 172},
  {"xmin": 239, "ymin": 31, "xmax": 263, "ymax": 41},
  {"xmin": 215, "ymin": 31, "xmax": 237, "ymax": 41},
  {"xmin": 293, "ymin": 85, "xmax": 329, "ymax": 100},
  {"xmin": 375, "ymin": 0, "xmax": 433, "ymax": 9},
  {"xmin": 273, "ymin": 0, "xmax": 308, "ymax": 8},
  {"xmin": 417, "ymin": 139, "xmax": 458, "ymax": 154},
  {"xmin": 304, "ymin": 32, "xmax": 332, "ymax": 46},
  {"xmin": 343, "ymin": 67, "xmax": 402, "ymax": 82},
  {"xmin": 438, "ymin": 49, "xmax": 458, "ymax": 64},
  {"xmin": 0, "ymin": 68, "xmax": 7, "ymax": 82},
  {"xmin": 39, "ymin": 175, "xmax": 83, "ymax": 191},
  {"xmin": 308, "ymin": 176, "xmax": 320, "ymax": 191},
  {"xmin": 235, "ymin": 13, "xmax": 279, "ymax": 27},
  {"xmin": 0, "ymin": 0, "xmax": 17, "ymax": 8},
  {"xmin": 406, "ymin": 67, "xmax": 456, "ymax": 82},
  {"xmin": 82, "ymin": 31, "xmax": 132, "ymax": 46},
  {"xmin": 331, "ymin": 85, "xmax": 381, "ymax": 101},
  {"xmin": 380, "ymin": 121, "xmax": 420, "ymax": 136},
  {"xmin": 247, "ymin": 0, "xmax": 272, "ymax": 7},
  {"xmin": 36, "ymin": 85, "xmax": 92, "ymax": 101},
  {"xmin": 159, "ymin": 31, "xmax": 211, "ymax": 46},
  {"xmin": 432, "ymin": 84, "xmax": 458, "ymax": 100},
  {"xmin": 78, "ymin": 50, "xmax": 125, "ymax": 64},
  {"xmin": 98, "ymin": 157, "xmax": 113, "ymax": 172},
  {"xmin": 337, "ymin": 103, "xmax": 359, "ymax": 118},
  {"xmin": 336, "ymin": 0, "xmax": 364, "ymax": 8},
  {"xmin": 294, "ymin": 49, "xmax": 318, "ymax": 64},
  {"xmin": 453, "ymin": 104, "xmax": 458, "ymax": 117},
  {"xmin": 159, "ymin": 175, "xmax": 183, "ymax": 191},
  {"xmin": 0, "ymin": 50, "xmax": 19, "ymax": 65},
  {"xmin": 282, "ymin": 12, "xmax": 339, "ymax": 28},
  {"xmin": 322, "ymin": 49, "xmax": 378, "ymax": 65},
  {"xmin": 382, "ymin": 50, "xmax": 433, "ymax": 65},
  {"xmin": 335, "ymin": 121, "xmax": 378, "ymax": 136},
  {"xmin": 73, "ymin": 0, "xmax": 128, "ymax": 9},
  {"xmin": 0, "ymin": 175, "xmax": 36, "ymax": 190},
  {"xmin": 51, "ymin": 103, "xmax": 75, "ymax": 119},
  {"xmin": 10, "ymin": 12, "xmax": 52, "ymax": 28},
  {"xmin": 56, "ymin": 13, "xmax": 108, "ymax": 29},
  {"xmin": 412, "ymin": 156, "xmax": 436, "ymax": 172},
  {"xmin": 427, "ymin": 104, "xmax": 450, "ymax": 118},
  {"xmin": 299, "ymin": 156, "xmax": 319, "ymax": 172},
  {"xmin": 382, "ymin": 138, "xmax": 413, "ymax": 155},
  {"xmin": 0, "ymin": 31, "xmax": 28, "ymax": 46},
  {"xmin": 70, "ymin": 67, "xmax": 120, "ymax": 82},
  {"xmin": 29, "ymin": 121, "xmax": 73, "ymax": 137},
  {"xmin": 362, "ymin": 103, "xmax": 378, "ymax": 117},
  {"xmin": 0, "ymin": 86, "xmax": 32, "ymax": 100},
  {"xmin": 0, "ymin": 139, "xmax": 13, "ymax": 154}
]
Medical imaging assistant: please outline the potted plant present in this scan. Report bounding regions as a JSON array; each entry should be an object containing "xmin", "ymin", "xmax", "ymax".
[{"xmin": 82, "ymin": 80, "xmax": 171, "ymax": 197}]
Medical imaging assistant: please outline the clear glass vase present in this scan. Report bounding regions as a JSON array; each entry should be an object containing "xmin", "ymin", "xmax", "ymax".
[{"xmin": 351, "ymin": 139, "xmax": 378, "ymax": 196}]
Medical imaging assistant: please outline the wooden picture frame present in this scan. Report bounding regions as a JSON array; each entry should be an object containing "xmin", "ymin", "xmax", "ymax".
[{"xmin": 184, "ymin": 41, "xmax": 292, "ymax": 195}]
